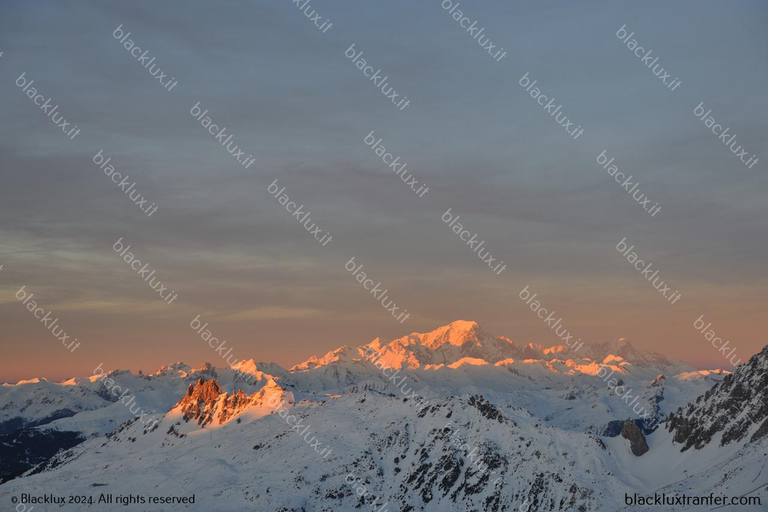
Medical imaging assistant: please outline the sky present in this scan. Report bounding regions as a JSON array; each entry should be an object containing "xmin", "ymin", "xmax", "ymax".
[{"xmin": 1, "ymin": 0, "xmax": 766, "ymax": 382}]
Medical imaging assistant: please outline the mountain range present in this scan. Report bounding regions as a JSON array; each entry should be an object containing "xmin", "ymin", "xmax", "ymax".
[{"xmin": 1, "ymin": 320, "xmax": 765, "ymax": 511}]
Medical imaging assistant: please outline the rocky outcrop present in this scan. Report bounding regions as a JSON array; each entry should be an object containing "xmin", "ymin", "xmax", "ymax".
[
  {"xmin": 215, "ymin": 389, "xmax": 253, "ymax": 424},
  {"xmin": 620, "ymin": 419, "xmax": 649, "ymax": 456},
  {"xmin": 176, "ymin": 378, "xmax": 224, "ymax": 426},
  {"xmin": 174, "ymin": 377, "xmax": 288, "ymax": 427},
  {"xmin": 667, "ymin": 345, "xmax": 768, "ymax": 451}
]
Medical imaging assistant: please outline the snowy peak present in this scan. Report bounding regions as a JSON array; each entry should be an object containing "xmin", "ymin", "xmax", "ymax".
[
  {"xmin": 291, "ymin": 345, "xmax": 357, "ymax": 371},
  {"xmin": 194, "ymin": 362, "xmax": 218, "ymax": 378},
  {"xmin": 361, "ymin": 320, "xmax": 515, "ymax": 369},
  {"xmin": 586, "ymin": 338, "xmax": 640, "ymax": 362},
  {"xmin": 229, "ymin": 358, "xmax": 284, "ymax": 383},
  {"xmin": 6, "ymin": 377, "xmax": 47, "ymax": 386},
  {"xmin": 417, "ymin": 320, "xmax": 490, "ymax": 348},
  {"xmin": 230, "ymin": 358, "xmax": 261, "ymax": 375},
  {"xmin": 151, "ymin": 362, "xmax": 192, "ymax": 377},
  {"xmin": 583, "ymin": 337, "xmax": 690, "ymax": 373}
]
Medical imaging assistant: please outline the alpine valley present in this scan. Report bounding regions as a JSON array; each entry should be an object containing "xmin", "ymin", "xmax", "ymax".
[{"xmin": 1, "ymin": 320, "xmax": 766, "ymax": 511}]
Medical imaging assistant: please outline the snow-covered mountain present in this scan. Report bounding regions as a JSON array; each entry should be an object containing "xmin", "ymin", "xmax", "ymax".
[
  {"xmin": 2, "ymin": 320, "xmax": 763, "ymax": 511},
  {"xmin": 299, "ymin": 320, "xmax": 585, "ymax": 371},
  {"xmin": 293, "ymin": 320, "xmax": 691, "ymax": 375},
  {"xmin": 624, "ymin": 344, "xmax": 768, "ymax": 511},
  {"xmin": 667, "ymin": 344, "xmax": 768, "ymax": 450}
]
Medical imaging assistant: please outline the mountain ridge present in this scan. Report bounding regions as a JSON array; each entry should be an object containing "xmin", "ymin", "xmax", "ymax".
[
  {"xmin": 2, "ymin": 320, "xmax": 700, "ymax": 386},
  {"xmin": 2, "ymin": 320, "xmax": 765, "ymax": 511}
]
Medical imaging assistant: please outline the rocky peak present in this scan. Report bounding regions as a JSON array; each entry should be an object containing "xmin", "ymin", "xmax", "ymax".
[
  {"xmin": 193, "ymin": 362, "xmax": 218, "ymax": 378},
  {"xmin": 291, "ymin": 345, "xmax": 356, "ymax": 372},
  {"xmin": 153, "ymin": 362, "xmax": 192, "ymax": 376},
  {"xmin": 175, "ymin": 378, "xmax": 224, "ymax": 426},
  {"xmin": 185, "ymin": 377, "xmax": 221, "ymax": 400},
  {"xmin": 667, "ymin": 344, "xmax": 768, "ymax": 451},
  {"xmin": 419, "ymin": 320, "xmax": 489, "ymax": 349},
  {"xmin": 174, "ymin": 377, "xmax": 287, "ymax": 427}
]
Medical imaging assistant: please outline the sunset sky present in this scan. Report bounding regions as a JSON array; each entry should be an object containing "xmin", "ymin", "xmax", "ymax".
[{"xmin": 1, "ymin": 0, "xmax": 767, "ymax": 382}]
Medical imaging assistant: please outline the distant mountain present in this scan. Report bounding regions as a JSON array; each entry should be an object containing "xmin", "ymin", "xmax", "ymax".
[
  {"xmin": 0, "ymin": 378, "xmax": 109, "ymax": 435},
  {"xmin": 294, "ymin": 320, "xmax": 692, "ymax": 374}
]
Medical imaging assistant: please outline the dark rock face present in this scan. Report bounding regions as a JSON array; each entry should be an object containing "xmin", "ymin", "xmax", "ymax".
[
  {"xmin": 667, "ymin": 345, "xmax": 768, "ymax": 451},
  {"xmin": 751, "ymin": 418, "xmax": 768, "ymax": 443},
  {"xmin": 620, "ymin": 419, "xmax": 649, "ymax": 456},
  {"xmin": 466, "ymin": 395, "xmax": 513, "ymax": 425}
]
